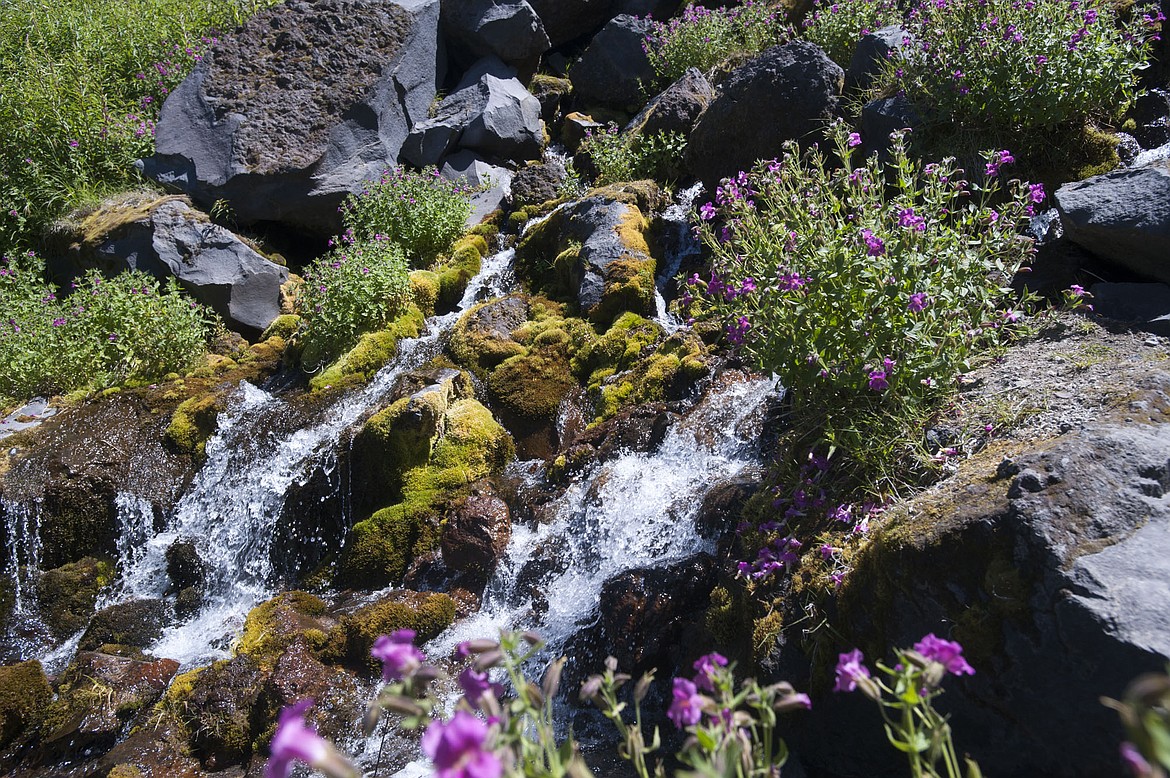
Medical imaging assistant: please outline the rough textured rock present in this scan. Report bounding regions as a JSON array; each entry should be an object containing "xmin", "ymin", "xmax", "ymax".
[
  {"xmin": 442, "ymin": 149, "xmax": 513, "ymax": 225},
  {"xmin": 141, "ymin": 0, "xmax": 443, "ymax": 236},
  {"xmin": 1089, "ymin": 282, "xmax": 1170, "ymax": 337},
  {"xmin": 859, "ymin": 93, "xmax": 921, "ymax": 152},
  {"xmin": 625, "ymin": 67, "xmax": 715, "ymax": 138},
  {"xmin": 563, "ymin": 111, "xmax": 603, "ymax": 151},
  {"xmin": 165, "ymin": 539, "xmax": 205, "ymax": 592},
  {"xmin": 0, "ymin": 661, "xmax": 52, "ymax": 749},
  {"xmin": 509, "ymin": 159, "xmax": 567, "ymax": 208},
  {"xmin": 515, "ymin": 192, "xmax": 658, "ymax": 325},
  {"xmin": 1055, "ymin": 162, "xmax": 1170, "ymax": 284},
  {"xmin": 79, "ymin": 599, "xmax": 170, "ymax": 652},
  {"xmin": 686, "ymin": 42, "xmax": 843, "ymax": 190},
  {"xmin": 181, "ymin": 655, "xmax": 267, "ymax": 770},
  {"xmin": 528, "ymin": 0, "xmax": 615, "ymax": 46},
  {"xmin": 568, "ymin": 15, "xmax": 655, "ymax": 112},
  {"xmin": 1126, "ymin": 89, "xmax": 1170, "ymax": 150},
  {"xmin": 441, "ymin": 484, "xmax": 512, "ymax": 576},
  {"xmin": 846, "ymin": 26, "xmax": 912, "ymax": 92},
  {"xmin": 52, "ymin": 197, "xmax": 287, "ymax": 336},
  {"xmin": 787, "ymin": 381, "xmax": 1170, "ymax": 777},
  {"xmin": 402, "ymin": 56, "xmax": 544, "ymax": 166},
  {"xmin": 555, "ymin": 402, "xmax": 676, "ymax": 480},
  {"xmin": 441, "ymin": 0, "xmax": 550, "ymax": 70}
]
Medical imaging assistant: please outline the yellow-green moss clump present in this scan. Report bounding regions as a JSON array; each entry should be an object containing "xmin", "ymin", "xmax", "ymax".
[
  {"xmin": 340, "ymin": 398, "xmax": 513, "ymax": 587},
  {"xmin": 106, "ymin": 765, "xmax": 144, "ymax": 778},
  {"xmin": 324, "ymin": 591, "xmax": 456, "ymax": 672},
  {"xmin": 0, "ymin": 660, "xmax": 52, "ymax": 747},
  {"xmin": 410, "ymin": 270, "xmax": 441, "ymax": 317},
  {"xmin": 436, "ymin": 235, "xmax": 488, "ymax": 312},
  {"xmin": 236, "ymin": 591, "xmax": 330, "ymax": 670},
  {"xmin": 309, "ymin": 305, "xmax": 426, "ymax": 392},
  {"xmin": 260, "ymin": 314, "xmax": 301, "ymax": 342},
  {"xmin": 165, "ymin": 393, "xmax": 222, "ymax": 456}
]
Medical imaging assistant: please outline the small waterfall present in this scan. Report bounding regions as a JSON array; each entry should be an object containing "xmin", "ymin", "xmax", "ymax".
[
  {"xmin": 2, "ymin": 496, "xmax": 43, "ymax": 615},
  {"xmin": 108, "ymin": 249, "xmax": 517, "ymax": 667},
  {"xmin": 429, "ymin": 372, "xmax": 779, "ymax": 658},
  {"xmin": 652, "ymin": 182, "xmax": 704, "ymax": 335}
]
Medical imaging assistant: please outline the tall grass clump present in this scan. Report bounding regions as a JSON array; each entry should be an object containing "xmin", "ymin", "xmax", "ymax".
[
  {"xmin": 643, "ymin": 1, "xmax": 791, "ymax": 83},
  {"xmin": 0, "ymin": 256, "xmax": 212, "ymax": 403},
  {"xmin": 0, "ymin": 0, "xmax": 279, "ymax": 253},
  {"xmin": 579, "ymin": 124, "xmax": 689, "ymax": 185},
  {"xmin": 688, "ymin": 123, "xmax": 1040, "ymax": 488},
  {"xmin": 802, "ymin": 0, "xmax": 901, "ymax": 67}
]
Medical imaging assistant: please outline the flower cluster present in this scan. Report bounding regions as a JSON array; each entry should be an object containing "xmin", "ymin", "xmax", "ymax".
[
  {"xmin": 643, "ymin": 1, "xmax": 791, "ymax": 82},
  {"xmin": 802, "ymin": 0, "xmax": 902, "ymax": 66}
]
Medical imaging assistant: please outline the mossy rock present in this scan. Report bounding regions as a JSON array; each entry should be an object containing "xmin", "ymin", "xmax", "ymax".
[
  {"xmin": 79, "ymin": 599, "xmax": 168, "ymax": 652},
  {"xmin": 236, "ymin": 591, "xmax": 330, "ymax": 670},
  {"xmin": 487, "ymin": 351, "xmax": 577, "ymax": 419},
  {"xmin": 36, "ymin": 556, "xmax": 115, "ymax": 639},
  {"xmin": 448, "ymin": 295, "xmax": 532, "ymax": 375},
  {"xmin": 260, "ymin": 314, "xmax": 300, "ymax": 342},
  {"xmin": 436, "ymin": 237, "xmax": 486, "ymax": 312},
  {"xmin": 0, "ymin": 660, "xmax": 52, "ymax": 748},
  {"xmin": 308, "ymin": 305, "xmax": 426, "ymax": 392},
  {"xmin": 327, "ymin": 591, "xmax": 456, "ymax": 671},
  {"xmin": 573, "ymin": 312, "xmax": 663, "ymax": 383},
  {"xmin": 165, "ymin": 393, "xmax": 222, "ymax": 457},
  {"xmin": 410, "ymin": 270, "xmax": 441, "ymax": 317},
  {"xmin": 179, "ymin": 656, "xmax": 266, "ymax": 769},
  {"xmin": 107, "ymin": 765, "xmax": 144, "ymax": 778}
]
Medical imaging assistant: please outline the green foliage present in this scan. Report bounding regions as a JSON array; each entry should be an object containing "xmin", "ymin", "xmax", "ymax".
[
  {"xmin": 0, "ymin": 0, "xmax": 279, "ymax": 253},
  {"xmin": 297, "ymin": 238, "xmax": 412, "ymax": 371},
  {"xmin": 0, "ymin": 259, "xmax": 211, "ymax": 402},
  {"xmin": 644, "ymin": 2, "xmax": 792, "ymax": 83},
  {"xmin": 580, "ymin": 125, "xmax": 688, "ymax": 186},
  {"xmin": 1105, "ymin": 667, "xmax": 1170, "ymax": 777},
  {"xmin": 692, "ymin": 122, "xmax": 1036, "ymax": 486},
  {"xmin": 887, "ymin": 0, "xmax": 1155, "ymax": 136},
  {"xmin": 802, "ymin": 0, "xmax": 901, "ymax": 66},
  {"xmin": 341, "ymin": 167, "xmax": 474, "ymax": 265}
]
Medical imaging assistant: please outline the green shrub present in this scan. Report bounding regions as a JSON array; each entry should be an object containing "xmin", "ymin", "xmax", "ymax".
[
  {"xmin": 0, "ymin": 258, "xmax": 211, "ymax": 402},
  {"xmin": 690, "ymin": 122, "xmax": 1038, "ymax": 486},
  {"xmin": 0, "ymin": 0, "xmax": 279, "ymax": 253},
  {"xmin": 643, "ymin": 1, "xmax": 791, "ymax": 83},
  {"xmin": 341, "ymin": 167, "xmax": 473, "ymax": 265},
  {"xmin": 296, "ymin": 237, "xmax": 412, "ymax": 371},
  {"xmin": 802, "ymin": 0, "xmax": 901, "ymax": 67},
  {"xmin": 580, "ymin": 124, "xmax": 688, "ymax": 185},
  {"xmin": 889, "ymin": 0, "xmax": 1156, "ymax": 136}
]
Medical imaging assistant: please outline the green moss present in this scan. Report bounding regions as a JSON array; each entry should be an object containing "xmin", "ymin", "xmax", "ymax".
[
  {"xmin": 309, "ymin": 305, "xmax": 426, "ymax": 392},
  {"xmin": 410, "ymin": 270, "xmax": 440, "ymax": 317},
  {"xmin": 260, "ymin": 314, "xmax": 300, "ymax": 342},
  {"xmin": 573, "ymin": 312, "xmax": 663, "ymax": 382},
  {"xmin": 448, "ymin": 297, "xmax": 531, "ymax": 375},
  {"xmin": 328, "ymin": 591, "xmax": 456, "ymax": 671},
  {"xmin": 107, "ymin": 765, "xmax": 144, "ymax": 778},
  {"xmin": 36, "ymin": 556, "xmax": 115, "ymax": 639},
  {"xmin": 0, "ymin": 661, "xmax": 52, "ymax": 747},
  {"xmin": 165, "ymin": 393, "xmax": 221, "ymax": 457},
  {"xmin": 436, "ymin": 236, "xmax": 485, "ymax": 312},
  {"xmin": 487, "ymin": 351, "xmax": 577, "ymax": 419},
  {"xmin": 236, "ymin": 591, "xmax": 328, "ymax": 669}
]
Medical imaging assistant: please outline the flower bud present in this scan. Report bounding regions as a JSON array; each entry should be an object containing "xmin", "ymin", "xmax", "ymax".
[
  {"xmin": 634, "ymin": 672, "xmax": 654, "ymax": 703},
  {"xmin": 579, "ymin": 675, "xmax": 603, "ymax": 703},
  {"xmin": 459, "ymin": 639, "xmax": 501, "ymax": 655},
  {"xmin": 379, "ymin": 694, "xmax": 426, "ymax": 717},
  {"xmin": 522, "ymin": 631, "xmax": 544, "ymax": 646},
  {"xmin": 856, "ymin": 675, "xmax": 883, "ymax": 702},
  {"xmin": 543, "ymin": 657, "xmax": 566, "ymax": 700},
  {"xmin": 362, "ymin": 705, "xmax": 381, "ymax": 736},
  {"xmin": 923, "ymin": 662, "xmax": 947, "ymax": 690},
  {"xmin": 473, "ymin": 650, "xmax": 504, "ymax": 671},
  {"xmin": 903, "ymin": 649, "xmax": 931, "ymax": 670},
  {"xmin": 526, "ymin": 681, "xmax": 545, "ymax": 707},
  {"xmin": 773, "ymin": 692, "xmax": 812, "ymax": 714},
  {"xmin": 605, "ymin": 656, "xmax": 619, "ymax": 673},
  {"xmin": 413, "ymin": 665, "xmax": 443, "ymax": 685}
]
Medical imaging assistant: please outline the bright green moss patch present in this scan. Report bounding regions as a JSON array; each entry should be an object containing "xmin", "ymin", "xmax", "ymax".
[
  {"xmin": 260, "ymin": 314, "xmax": 301, "ymax": 342},
  {"xmin": 236, "ymin": 591, "xmax": 329, "ymax": 670},
  {"xmin": 325, "ymin": 591, "xmax": 456, "ymax": 672},
  {"xmin": 165, "ymin": 393, "xmax": 221, "ymax": 457},
  {"xmin": 36, "ymin": 556, "xmax": 115, "ymax": 639},
  {"xmin": 309, "ymin": 305, "xmax": 426, "ymax": 392}
]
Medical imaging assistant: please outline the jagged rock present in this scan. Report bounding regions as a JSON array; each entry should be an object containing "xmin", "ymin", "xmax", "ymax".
[
  {"xmin": 449, "ymin": 295, "xmax": 531, "ymax": 372},
  {"xmin": 568, "ymin": 15, "xmax": 655, "ymax": 112},
  {"xmin": 181, "ymin": 655, "xmax": 267, "ymax": 770},
  {"xmin": 845, "ymin": 26, "xmax": 912, "ymax": 92},
  {"xmin": 36, "ymin": 557, "xmax": 113, "ymax": 640},
  {"xmin": 258, "ymin": 641, "xmax": 362, "ymax": 743},
  {"xmin": 441, "ymin": 484, "xmax": 512, "ymax": 576},
  {"xmin": 402, "ymin": 56, "xmax": 544, "ymax": 166},
  {"xmin": 528, "ymin": 74, "xmax": 573, "ymax": 126},
  {"xmin": 528, "ymin": 0, "xmax": 615, "ymax": 46},
  {"xmin": 441, "ymin": 0, "xmax": 550, "ymax": 71},
  {"xmin": 140, "ymin": 0, "xmax": 443, "ymax": 236},
  {"xmin": 515, "ymin": 190, "xmax": 658, "ymax": 325},
  {"xmin": 788, "ymin": 380, "xmax": 1170, "ymax": 777},
  {"xmin": 1089, "ymin": 282, "xmax": 1170, "ymax": 337},
  {"xmin": 79, "ymin": 599, "xmax": 169, "ymax": 652},
  {"xmin": 165, "ymin": 539, "xmax": 204, "ymax": 591},
  {"xmin": 555, "ymin": 402, "xmax": 675, "ymax": 480},
  {"xmin": 509, "ymin": 159, "xmax": 567, "ymax": 209},
  {"xmin": 859, "ymin": 92, "xmax": 921, "ymax": 152},
  {"xmin": 1055, "ymin": 162, "xmax": 1170, "ymax": 284},
  {"xmin": 686, "ymin": 42, "xmax": 843, "ymax": 190},
  {"xmin": 614, "ymin": 0, "xmax": 683, "ymax": 17},
  {"xmin": 441, "ymin": 150, "xmax": 513, "ymax": 225},
  {"xmin": 625, "ymin": 67, "xmax": 715, "ymax": 138},
  {"xmin": 563, "ymin": 111, "xmax": 603, "ymax": 151}
]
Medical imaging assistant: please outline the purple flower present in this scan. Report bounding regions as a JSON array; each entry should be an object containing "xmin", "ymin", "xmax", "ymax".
[
  {"xmin": 1069, "ymin": 284, "xmax": 1085, "ymax": 297},
  {"xmin": 1120, "ymin": 742, "xmax": 1153, "ymax": 777},
  {"xmin": 422, "ymin": 710, "xmax": 502, "ymax": 778},
  {"xmin": 457, "ymin": 668, "xmax": 494, "ymax": 708},
  {"xmin": 819, "ymin": 543, "xmax": 836, "ymax": 560},
  {"xmin": 1029, "ymin": 182, "xmax": 1046, "ymax": 203},
  {"xmin": 667, "ymin": 678, "xmax": 705, "ymax": 728},
  {"xmin": 913, "ymin": 634, "xmax": 975, "ymax": 676},
  {"xmin": 692, "ymin": 652, "xmax": 728, "ymax": 692},
  {"xmin": 264, "ymin": 700, "xmax": 349, "ymax": 778},
  {"xmin": 833, "ymin": 649, "xmax": 871, "ymax": 693},
  {"xmin": 1001, "ymin": 309, "xmax": 1021, "ymax": 323},
  {"xmin": 898, "ymin": 208, "xmax": 926, "ymax": 231},
  {"xmin": 867, "ymin": 370, "xmax": 888, "ymax": 392},
  {"xmin": 861, "ymin": 229, "xmax": 885, "ymax": 257},
  {"xmin": 847, "ymin": 132, "xmax": 862, "ymax": 147},
  {"xmin": 699, "ymin": 202, "xmax": 717, "ymax": 221},
  {"xmin": 51, "ymin": 318, "xmax": 65, "ymax": 327},
  {"xmin": 726, "ymin": 315, "xmax": 751, "ymax": 345},
  {"xmin": 371, "ymin": 629, "xmax": 425, "ymax": 681},
  {"xmin": 908, "ymin": 292, "xmax": 928, "ymax": 313},
  {"xmin": 740, "ymin": 277, "xmax": 757, "ymax": 294}
]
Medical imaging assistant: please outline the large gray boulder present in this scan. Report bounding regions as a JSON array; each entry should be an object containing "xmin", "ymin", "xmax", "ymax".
[
  {"xmin": 441, "ymin": 149, "xmax": 513, "ymax": 225},
  {"xmin": 686, "ymin": 42, "xmax": 843, "ymax": 191},
  {"xmin": 140, "ymin": 0, "xmax": 443, "ymax": 237},
  {"xmin": 441, "ymin": 0, "xmax": 550, "ymax": 70},
  {"xmin": 402, "ymin": 56, "xmax": 544, "ymax": 166},
  {"xmin": 784, "ymin": 378, "xmax": 1170, "ymax": 777},
  {"xmin": 1055, "ymin": 161, "xmax": 1170, "ymax": 284},
  {"xmin": 625, "ymin": 67, "xmax": 715, "ymax": 138},
  {"xmin": 527, "ymin": 0, "xmax": 615, "ymax": 46},
  {"xmin": 569, "ymin": 14, "xmax": 655, "ymax": 112}
]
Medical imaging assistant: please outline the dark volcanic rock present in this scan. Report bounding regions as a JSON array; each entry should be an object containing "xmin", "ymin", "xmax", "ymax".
[
  {"xmin": 79, "ymin": 599, "xmax": 169, "ymax": 652},
  {"xmin": 528, "ymin": 0, "xmax": 615, "ymax": 46},
  {"xmin": 441, "ymin": 484, "xmax": 512, "ymax": 576},
  {"xmin": 509, "ymin": 159, "xmax": 567, "ymax": 209},
  {"xmin": 786, "ymin": 380, "xmax": 1170, "ymax": 777},
  {"xmin": 165, "ymin": 539, "xmax": 205, "ymax": 591},
  {"xmin": 845, "ymin": 25, "xmax": 912, "ymax": 92},
  {"xmin": 686, "ymin": 42, "xmax": 843, "ymax": 190},
  {"xmin": 625, "ymin": 67, "xmax": 715, "ymax": 138},
  {"xmin": 1089, "ymin": 282, "xmax": 1170, "ymax": 337},
  {"xmin": 1055, "ymin": 161, "xmax": 1170, "ymax": 284},
  {"xmin": 569, "ymin": 15, "xmax": 655, "ymax": 112},
  {"xmin": 141, "ymin": 0, "xmax": 442, "ymax": 236},
  {"xmin": 441, "ymin": 0, "xmax": 550, "ymax": 70}
]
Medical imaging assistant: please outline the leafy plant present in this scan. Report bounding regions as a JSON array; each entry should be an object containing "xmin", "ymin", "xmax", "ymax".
[
  {"xmin": 341, "ymin": 167, "xmax": 473, "ymax": 265},
  {"xmin": 801, "ymin": 0, "xmax": 901, "ymax": 67},
  {"xmin": 580, "ymin": 125, "xmax": 688, "ymax": 186},
  {"xmin": 643, "ymin": 2, "xmax": 791, "ymax": 84},
  {"xmin": 688, "ymin": 121, "xmax": 1039, "ymax": 487},
  {"xmin": 0, "ymin": 257, "xmax": 211, "ymax": 402},
  {"xmin": 1103, "ymin": 667, "xmax": 1170, "ymax": 778},
  {"xmin": 296, "ymin": 235, "xmax": 411, "ymax": 371}
]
